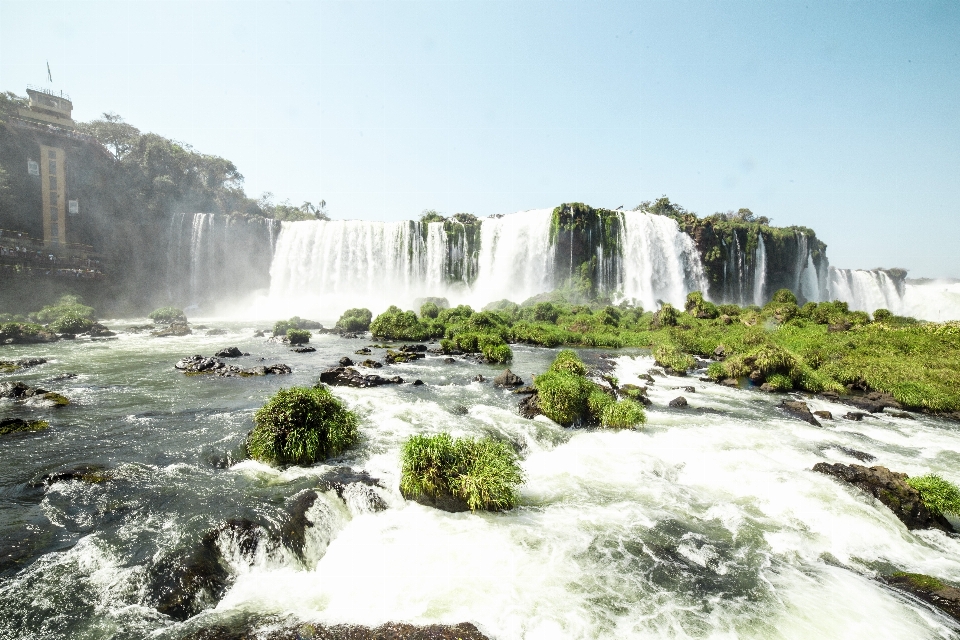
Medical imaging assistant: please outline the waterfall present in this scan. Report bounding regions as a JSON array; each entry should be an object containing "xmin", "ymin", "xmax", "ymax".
[
  {"xmin": 753, "ymin": 234, "xmax": 767, "ymax": 307},
  {"xmin": 469, "ymin": 209, "xmax": 555, "ymax": 306},
  {"xmin": 165, "ymin": 212, "xmax": 279, "ymax": 312},
  {"xmin": 829, "ymin": 268, "xmax": 904, "ymax": 315},
  {"xmin": 619, "ymin": 212, "xmax": 707, "ymax": 310}
]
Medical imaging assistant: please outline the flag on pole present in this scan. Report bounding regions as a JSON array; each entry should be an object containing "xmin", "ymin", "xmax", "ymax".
[{"xmin": 47, "ymin": 61, "xmax": 52, "ymax": 83}]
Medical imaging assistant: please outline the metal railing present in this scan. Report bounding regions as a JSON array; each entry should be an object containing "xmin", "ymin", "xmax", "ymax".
[{"xmin": 26, "ymin": 85, "xmax": 71, "ymax": 102}]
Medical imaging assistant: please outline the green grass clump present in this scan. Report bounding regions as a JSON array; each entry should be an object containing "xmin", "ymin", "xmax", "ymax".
[
  {"xmin": 905, "ymin": 474, "xmax": 960, "ymax": 517},
  {"xmin": 50, "ymin": 312, "xmax": 93, "ymax": 334},
  {"xmin": 248, "ymin": 386, "xmax": 359, "ymax": 466},
  {"xmin": 763, "ymin": 373, "xmax": 793, "ymax": 391},
  {"xmin": 149, "ymin": 307, "xmax": 186, "ymax": 324},
  {"xmin": 587, "ymin": 387, "xmax": 614, "ymax": 418},
  {"xmin": 706, "ymin": 361, "xmax": 726, "ymax": 381},
  {"xmin": 601, "ymin": 399, "xmax": 646, "ymax": 429},
  {"xmin": 370, "ymin": 305, "xmax": 433, "ymax": 341},
  {"xmin": 653, "ymin": 344, "xmax": 695, "ymax": 372},
  {"xmin": 534, "ymin": 370, "xmax": 594, "ymax": 425},
  {"xmin": 481, "ymin": 339, "xmax": 513, "ymax": 364},
  {"xmin": 35, "ymin": 295, "xmax": 95, "ymax": 324},
  {"xmin": 334, "ymin": 308, "xmax": 373, "ymax": 332},
  {"xmin": 399, "ymin": 432, "xmax": 524, "ymax": 512},
  {"xmin": 287, "ymin": 328, "xmax": 311, "ymax": 344},
  {"xmin": 549, "ymin": 349, "xmax": 588, "ymax": 376}
]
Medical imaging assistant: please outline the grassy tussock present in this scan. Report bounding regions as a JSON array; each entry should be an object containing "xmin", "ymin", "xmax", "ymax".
[
  {"xmin": 400, "ymin": 432, "xmax": 524, "ymax": 511},
  {"xmin": 248, "ymin": 386, "xmax": 359, "ymax": 466},
  {"xmin": 906, "ymin": 474, "xmax": 960, "ymax": 517}
]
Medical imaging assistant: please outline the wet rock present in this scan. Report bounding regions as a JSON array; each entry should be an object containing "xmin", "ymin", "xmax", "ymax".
[
  {"xmin": 412, "ymin": 379, "xmax": 424, "ymax": 386},
  {"xmin": 0, "ymin": 417, "xmax": 49, "ymax": 436},
  {"xmin": 318, "ymin": 467, "xmax": 387, "ymax": 512},
  {"xmin": 318, "ymin": 366, "xmax": 403, "ymax": 388},
  {"xmin": 175, "ymin": 355, "xmax": 291, "ymax": 377},
  {"xmin": 493, "ymin": 369, "xmax": 524, "ymax": 387},
  {"xmin": 253, "ymin": 330, "xmax": 265, "ymax": 338},
  {"xmin": 721, "ymin": 378, "xmax": 739, "ymax": 387},
  {"xmin": 813, "ymin": 410, "xmax": 833, "ymax": 420},
  {"xmin": 0, "ymin": 323, "xmax": 58, "ymax": 344},
  {"xmin": 206, "ymin": 329, "xmax": 227, "ymax": 336},
  {"xmin": 280, "ymin": 490, "xmax": 319, "ymax": 559},
  {"xmin": 443, "ymin": 357, "xmax": 456, "ymax": 364},
  {"xmin": 354, "ymin": 347, "xmax": 371, "ymax": 355},
  {"xmin": 620, "ymin": 384, "xmax": 652, "ymax": 406},
  {"xmin": 146, "ymin": 528, "xmax": 232, "ymax": 620},
  {"xmin": 473, "ymin": 375, "xmax": 486, "ymax": 383},
  {"xmin": 681, "ymin": 386, "xmax": 696, "ymax": 393},
  {"xmin": 404, "ymin": 488, "xmax": 470, "ymax": 513},
  {"xmin": 38, "ymin": 464, "xmax": 110, "ymax": 485},
  {"xmin": 813, "ymin": 462, "xmax": 952, "ymax": 531},
  {"xmin": 843, "ymin": 412, "xmax": 867, "ymax": 421},
  {"xmin": 779, "ymin": 400, "xmax": 822, "ymax": 426},
  {"xmin": 182, "ymin": 620, "xmax": 490, "ymax": 640},
  {"xmin": 0, "ymin": 357, "xmax": 47, "ymax": 373},
  {"xmin": 384, "ymin": 350, "xmax": 424, "ymax": 364},
  {"xmin": 638, "ymin": 373, "xmax": 656, "ymax": 384},
  {"xmin": 338, "ymin": 357, "xmax": 354, "ymax": 367},
  {"xmin": 663, "ymin": 366, "xmax": 687, "ymax": 377},
  {"xmin": 512, "ymin": 385, "xmax": 536, "ymax": 395},
  {"xmin": 152, "ymin": 322, "xmax": 192, "ymax": 337},
  {"xmin": 884, "ymin": 573, "xmax": 960, "ymax": 623},
  {"xmin": 451, "ymin": 404, "xmax": 469, "ymax": 415},
  {"xmin": 293, "ymin": 346, "xmax": 316, "ymax": 353},
  {"xmin": 713, "ymin": 345, "xmax": 726, "ymax": 360},
  {"xmin": 821, "ymin": 390, "xmax": 840, "ymax": 401},
  {"xmin": 668, "ymin": 396, "xmax": 688, "ymax": 408},
  {"xmin": 828, "ymin": 321, "xmax": 852, "ymax": 333},
  {"xmin": 399, "ymin": 344, "xmax": 427, "ymax": 353},
  {"xmin": 360, "ymin": 359, "xmax": 382, "ymax": 369},
  {"xmin": 215, "ymin": 347, "xmax": 244, "ymax": 358},
  {"xmin": 843, "ymin": 391, "xmax": 902, "ymax": 414},
  {"xmin": 518, "ymin": 392, "xmax": 541, "ymax": 419},
  {"xmin": 0, "ymin": 381, "xmax": 68, "ymax": 407},
  {"xmin": 837, "ymin": 446, "xmax": 875, "ymax": 462},
  {"xmin": 887, "ymin": 410, "xmax": 915, "ymax": 419}
]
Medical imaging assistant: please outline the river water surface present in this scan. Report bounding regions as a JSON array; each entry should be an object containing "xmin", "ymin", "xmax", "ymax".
[{"xmin": 2, "ymin": 324, "xmax": 960, "ymax": 639}]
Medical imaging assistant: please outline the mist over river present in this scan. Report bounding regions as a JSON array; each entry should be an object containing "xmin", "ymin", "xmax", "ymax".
[{"xmin": 3, "ymin": 325, "xmax": 960, "ymax": 639}]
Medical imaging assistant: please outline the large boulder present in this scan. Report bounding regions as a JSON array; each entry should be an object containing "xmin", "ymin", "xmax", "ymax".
[
  {"xmin": 813, "ymin": 463, "xmax": 952, "ymax": 531},
  {"xmin": 214, "ymin": 347, "xmax": 244, "ymax": 358},
  {"xmin": 779, "ymin": 400, "xmax": 822, "ymax": 426},
  {"xmin": 175, "ymin": 355, "xmax": 290, "ymax": 377},
  {"xmin": 494, "ymin": 369, "xmax": 524, "ymax": 387},
  {"xmin": 318, "ymin": 366, "xmax": 403, "ymax": 388},
  {"xmin": 517, "ymin": 390, "xmax": 541, "ymax": 419},
  {"xmin": 842, "ymin": 391, "xmax": 902, "ymax": 414}
]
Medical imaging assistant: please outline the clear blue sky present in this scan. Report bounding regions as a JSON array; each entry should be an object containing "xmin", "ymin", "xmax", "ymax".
[{"xmin": 1, "ymin": 0, "xmax": 958, "ymax": 278}]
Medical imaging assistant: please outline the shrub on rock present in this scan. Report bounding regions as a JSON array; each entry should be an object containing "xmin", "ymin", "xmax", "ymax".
[
  {"xmin": 370, "ymin": 306, "xmax": 432, "ymax": 341},
  {"xmin": 35, "ymin": 295, "xmax": 96, "ymax": 324},
  {"xmin": 335, "ymin": 308, "xmax": 373, "ymax": 332},
  {"xmin": 601, "ymin": 399, "xmax": 646, "ymax": 429},
  {"xmin": 906, "ymin": 474, "xmax": 960, "ymax": 517},
  {"xmin": 287, "ymin": 328, "xmax": 311, "ymax": 345},
  {"xmin": 248, "ymin": 386, "xmax": 359, "ymax": 466},
  {"xmin": 150, "ymin": 307, "xmax": 187, "ymax": 324},
  {"xmin": 549, "ymin": 349, "xmax": 588, "ymax": 376},
  {"xmin": 653, "ymin": 345, "xmax": 695, "ymax": 372},
  {"xmin": 400, "ymin": 432, "xmax": 524, "ymax": 512},
  {"xmin": 50, "ymin": 312, "xmax": 93, "ymax": 334}
]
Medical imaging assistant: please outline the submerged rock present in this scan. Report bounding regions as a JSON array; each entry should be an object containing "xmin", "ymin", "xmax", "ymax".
[
  {"xmin": 884, "ymin": 572, "xmax": 960, "ymax": 623},
  {"xmin": 779, "ymin": 400, "xmax": 822, "ymax": 426},
  {"xmin": 0, "ymin": 357, "xmax": 47, "ymax": 373},
  {"xmin": 493, "ymin": 369, "xmax": 524, "ymax": 387},
  {"xmin": 318, "ymin": 366, "xmax": 403, "ymax": 388},
  {"xmin": 293, "ymin": 346, "xmax": 316, "ymax": 353},
  {"xmin": 0, "ymin": 381, "xmax": 69, "ymax": 407},
  {"xmin": 146, "ymin": 528, "xmax": 232, "ymax": 621},
  {"xmin": 843, "ymin": 391, "xmax": 902, "ymax": 414},
  {"xmin": 813, "ymin": 462, "xmax": 952, "ymax": 531},
  {"xmin": 152, "ymin": 322, "xmax": 192, "ymax": 337},
  {"xmin": 843, "ymin": 411, "xmax": 867, "ymax": 421},
  {"xmin": 813, "ymin": 410, "xmax": 833, "ymax": 420},
  {"xmin": 38, "ymin": 464, "xmax": 111, "ymax": 485},
  {"xmin": 0, "ymin": 417, "xmax": 49, "ymax": 436}
]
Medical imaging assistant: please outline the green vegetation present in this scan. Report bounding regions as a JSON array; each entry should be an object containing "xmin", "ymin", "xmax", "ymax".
[
  {"xmin": 35, "ymin": 295, "xmax": 96, "ymax": 325},
  {"xmin": 890, "ymin": 572, "xmax": 947, "ymax": 592},
  {"xmin": 273, "ymin": 316, "xmax": 323, "ymax": 336},
  {"xmin": 533, "ymin": 350, "xmax": 645, "ymax": 429},
  {"xmin": 286, "ymin": 328, "xmax": 311, "ymax": 345},
  {"xmin": 0, "ymin": 322, "xmax": 49, "ymax": 343},
  {"xmin": 50, "ymin": 313, "xmax": 94, "ymax": 334},
  {"xmin": 247, "ymin": 386, "xmax": 359, "ymax": 466},
  {"xmin": 0, "ymin": 419, "xmax": 49, "ymax": 436},
  {"xmin": 149, "ymin": 307, "xmax": 187, "ymax": 324},
  {"xmin": 906, "ymin": 474, "xmax": 960, "ymax": 517},
  {"xmin": 362, "ymin": 289, "xmax": 959, "ymax": 414},
  {"xmin": 334, "ymin": 308, "xmax": 373, "ymax": 332},
  {"xmin": 399, "ymin": 432, "xmax": 524, "ymax": 512}
]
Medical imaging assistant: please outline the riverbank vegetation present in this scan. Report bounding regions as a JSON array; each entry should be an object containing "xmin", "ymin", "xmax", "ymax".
[
  {"xmin": 370, "ymin": 290, "xmax": 960, "ymax": 414},
  {"xmin": 399, "ymin": 432, "xmax": 524, "ymax": 512}
]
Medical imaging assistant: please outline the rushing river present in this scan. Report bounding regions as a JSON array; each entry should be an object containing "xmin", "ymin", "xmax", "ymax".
[{"xmin": 2, "ymin": 324, "xmax": 960, "ymax": 639}]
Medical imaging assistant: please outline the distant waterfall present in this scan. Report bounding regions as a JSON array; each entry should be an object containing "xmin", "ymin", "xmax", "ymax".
[
  {"xmin": 166, "ymin": 213, "xmax": 278, "ymax": 311},
  {"xmin": 619, "ymin": 212, "xmax": 707, "ymax": 309},
  {"xmin": 829, "ymin": 268, "xmax": 904, "ymax": 314},
  {"xmin": 470, "ymin": 209, "xmax": 555, "ymax": 305},
  {"xmin": 753, "ymin": 234, "xmax": 767, "ymax": 307}
]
